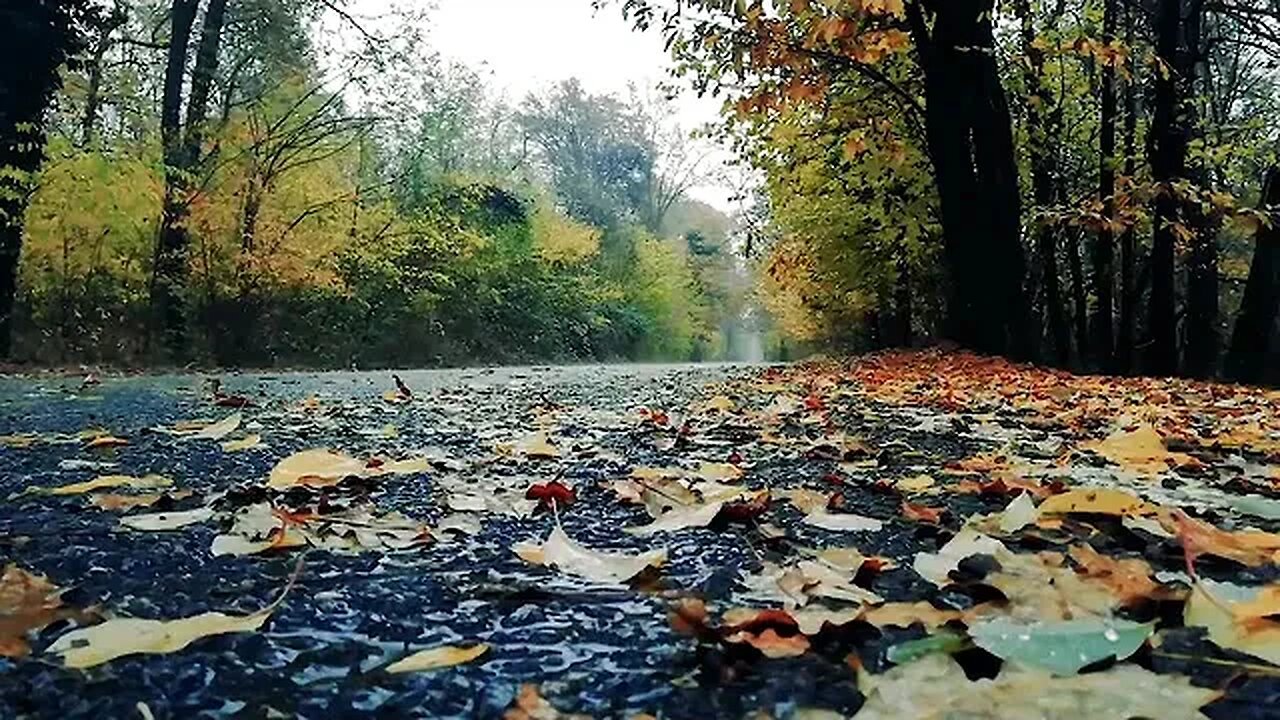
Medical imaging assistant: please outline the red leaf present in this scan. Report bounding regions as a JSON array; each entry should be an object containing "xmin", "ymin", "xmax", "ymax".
[
  {"xmin": 526, "ymin": 481, "xmax": 576, "ymax": 509},
  {"xmin": 901, "ymin": 501, "xmax": 946, "ymax": 524},
  {"xmin": 722, "ymin": 492, "xmax": 771, "ymax": 523}
]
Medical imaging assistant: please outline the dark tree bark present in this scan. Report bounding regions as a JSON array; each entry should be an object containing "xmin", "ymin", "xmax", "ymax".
[
  {"xmin": 1014, "ymin": 0, "xmax": 1070, "ymax": 366},
  {"xmin": 151, "ymin": 0, "xmax": 228, "ymax": 360},
  {"xmin": 1225, "ymin": 168, "xmax": 1280, "ymax": 384},
  {"xmin": 1145, "ymin": 0, "xmax": 1196, "ymax": 376},
  {"xmin": 1117, "ymin": 0, "xmax": 1139, "ymax": 374},
  {"xmin": 1181, "ymin": 2, "xmax": 1218, "ymax": 379},
  {"xmin": 1068, "ymin": 229, "xmax": 1089, "ymax": 361},
  {"xmin": 908, "ymin": 0, "xmax": 1029, "ymax": 358},
  {"xmin": 1092, "ymin": 0, "xmax": 1119, "ymax": 369},
  {"xmin": 0, "ymin": 2, "xmax": 96, "ymax": 358},
  {"xmin": 893, "ymin": 249, "xmax": 913, "ymax": 347},
  {"xmin": 80, "ymin": 4, "xmax": 126, "ymax": 147}
]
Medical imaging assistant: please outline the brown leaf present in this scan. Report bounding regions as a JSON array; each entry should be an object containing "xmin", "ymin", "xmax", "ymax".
[
  {"xmin": 0, "ymin": 565, "xmax": 79, "ymax": 658},
  {"xmin": 1068, "ymin": 544, "xmax": 1172, "ymax": 605}
]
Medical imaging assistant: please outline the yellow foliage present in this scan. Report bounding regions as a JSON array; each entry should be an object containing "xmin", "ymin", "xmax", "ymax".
[
  {"xmin": 21, "ymin": 142, "xmax": 162, "ymax": 289},
  {"xmin": 532, "ymin": 204, "xmax": 600, "ymax": 263}
]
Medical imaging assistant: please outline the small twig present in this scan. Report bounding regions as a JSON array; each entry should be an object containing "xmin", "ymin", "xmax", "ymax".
[{"xmin": 1152, "ymin": 650, "xmax": 1280, "ymax": 677}]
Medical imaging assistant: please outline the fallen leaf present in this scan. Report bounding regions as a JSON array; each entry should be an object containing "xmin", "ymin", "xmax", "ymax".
[
  {"xmin": 779, "ymin": 488, "xmax": 831, "ymax": 514},
  {"xmin": 696, "ymin": 461, "xmax": 743, "ymax": 482},
  {"xmin": 526, "ymin": 481, "xmax": 576, "ymax": 509},
  {"xmin": 739, "ymin": 560, "xmax": 883, "ymax": 607},
  {"xmin": 221, "ymin": 434, "xmax": 263, "ymax": 452},
  {"xmin": 626, "ymin": 501, "xmax": 725, "ymax": 535},
  {"xmin": 862, "ymin": 601, "xmax": 962, "ymax": 629},
  {"xmin": 516, "ymin": 432, "xmax": 561, "ymax": 459},
  {"xmin": 120, "ymin": 508, "xmax": 215, "ymax": 532},
  {"xmin": 0, "ymin": 566, "xmax": 69, "ymax": 657},
  {"xmin": 1037, "ymin": 487, "xmax": 1156, "ymax": 517},
  {"xmin": 885, "ymin": 629, "xmax": 968, "ymax": 664},
  {"xmin": 999, "ymin": 492, "xmax": 1039, "ymax": 533},
  {"xmin": 48, "ymin": 607, "xmax": 273, "ymax": 669},
  {"xmin": 1067, "ymin": 544, "xmax": 1166, "ymax": 605},
  {"xmin": 514, "ymin": 524, "xmax": 666, "ymax": 583},
  {"xmin": 89, "ymin": 493, "xmax": 166, "ymax": 511},
  {"xmin": 266, "ymin": 449, "xmax": 369, "ymax": 489},
  {"xmin": 1184, "ymin": 580, "xmax": 1280, "ymax": 665},
  {"xmin": 1086, "ymin": 423, "xmax": 1199, "ymax": 474},
  {"xmin": 385, "ymin": 644, "xmax": 489, "ymax": 674},
  {"xmin": 504, "ymin": 684, "xmax": 590, "ymax": 720},
  {"xmin": 187, "ymin": 413, "xmax": 241, "ymax": 441},
  {"xmin": 857, "ymin": 653, "xmax": 1217, "ymax": 719},
  {"xmin": 802, "ymin": 510, "xmax": 883, "ymax": 532},
  {"xmin": 912, "ymin": 529, "xmax": 1009, "ymax": 586},
  {"xmin": 896, "ymin": 475, "xmax": 936, "ymax": 493},
  {"xmin": 968, "ymin": 616, "xmax": 1152, "ymax": 675},
  {"xmin": 901, "ymin": 501, "xmax": 945, "ymax": 524},
  {"xmin": 85, "ymin": 435, "xmax": 129, "ymax": 449},
  {"xmin": 725, "ymin": 626, "xmax": 811, "ymax": 658},
  {"xmin": 1165, "ymin": 509, "xmax": 1280, "ymax": 568},
  {"xmin": 23, "ymin": 474, "xmax": 173, "ymax": 497}
]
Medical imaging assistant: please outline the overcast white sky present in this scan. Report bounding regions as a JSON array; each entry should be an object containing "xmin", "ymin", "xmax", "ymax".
[{"xmin": 351, "ymin": 0, "xmax": 736, "ymax": 211}]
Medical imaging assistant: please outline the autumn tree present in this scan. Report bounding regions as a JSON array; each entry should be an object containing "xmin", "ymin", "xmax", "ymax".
[
  {"xmin": 607, "ymin": 0, "xmax": 1030, "ymax": 357},
  {"xmin": 0, "ymin": 1, "xmax": 99, "ymax": 358}
]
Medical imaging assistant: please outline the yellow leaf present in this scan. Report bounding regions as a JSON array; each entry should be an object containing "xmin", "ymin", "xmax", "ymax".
[
  {"xmin": 517, "ymin": 432, "xmax": 561, "ymax": 459},
  {"xmin": 385, "ymin": 644, "xmax": 489, "ymax": 674},
  {"xmin": 896, "ymin": 475, "xmax": 936, "ymax": 493},
  {"xmin": 85, "ymin": 435, "xmax": 129, "ymax": 449},
  {"xmin": 1085, "ymin": 423, "xmax": 1198, "ymax": 474},
  {"xmin": 29, "ymin": 474, "xmax": 173, "ymax": 497},
  {"xmin": 221, "ymin": 434, "xmax": 263, "ymax": 453},
  {"xmin": 89, "ymin": 493, "xmax": 165, "ymax": 511},
  {"xmin": 862, "ymin": 601, "xmax": 962, "ymax": 629},
  {"xmin": 267, "ymin": 449, "xmax": 368, "ymax": 489},
  {"xmin": 1037, "ymin": 488, "xmax": 1156, "ymax": 517},
  {"xmin": 1185, "ymin": 582, "xmax": 1280, "ymax": 666},
  {"xmin": 0, "ymin": 434, "xmax": 40, "ymax": 449},
  {"xmin": 696, "ymin": 462, "xmax": 743, "ymax": 482},
  {"xmin": 48, "ymin": 609, "xmax": 273, "ymax": 669}
]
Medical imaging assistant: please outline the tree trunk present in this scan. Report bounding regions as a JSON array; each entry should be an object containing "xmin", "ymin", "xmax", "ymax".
[
  {"xmin": 151, "ymin": 0, "xmax": 228, "ymax": 360},
  {"xmin": 1184, "ymin": 216, "xmax": 1220, "ymax": 377},
  {"xmin": 80, "ymin": 5, "xmax": 124, "ymax": 147},
  {"xmin": 1014, "ymin": 0, "xmax": 1069, "ymax": 366},
  {"xmin": 1117, "ymin": 0, "xmax": 1139, "ymax": 374},
  {"xmin": 1092, "ymin": 0, "xmax": 1118, "ymax": 370},
  {"xmin": 894, "ymin": 249, "xmax": 912, "ymax": 347},
  {"xmin": 1181, "ymin": 2, "xmax": 1217, "ymax": 379},
  {"xmin": 909, "ymin": 0, "xmax": 1028, "ymax": 358},
  {"xmin": 1145, "ymin": 0, "xmax": 1191, "ymax": 376},
  {"xmin": 0, "ymin": 5, "xmax": 90, "ymax": 358},
  {"xmin": 1068, "ymin": 229, "xmax": 1089, "ymax": 361},
  {"xmin": 239, "ymin": 177, "xmax": 263, "ymax": 255},
  {"xmin": 1225, "ymin": 168, "xmax": 1280, "ymax": 384}
]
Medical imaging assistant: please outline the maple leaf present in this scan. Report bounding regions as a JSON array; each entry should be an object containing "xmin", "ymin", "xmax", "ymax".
[
  {"xmin": 900, "ymin": 501, "xmax": 945, "ymax": 524},
  {"xmin": 526, "ymin": 481, "xmax": 576, "ymax": 510},
  {"xmin": 0, "ymin": 566, "xmax": 90, "ymax": 658}
]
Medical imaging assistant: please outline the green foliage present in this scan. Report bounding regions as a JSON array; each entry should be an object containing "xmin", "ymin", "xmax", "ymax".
[{"xmin": 4, "ymin": 0, "xmax": 744, "ymax": 368}]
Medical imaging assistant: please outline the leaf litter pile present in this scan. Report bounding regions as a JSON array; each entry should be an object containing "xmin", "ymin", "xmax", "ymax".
[{"xmin": 1, "ymin": 352, "xmax": 1280, "ymax": 718}]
